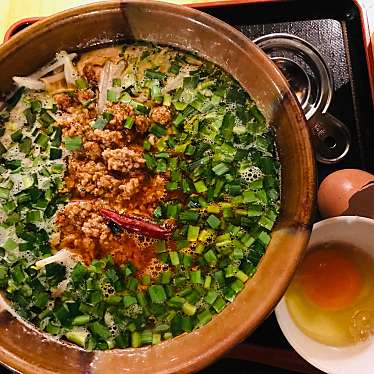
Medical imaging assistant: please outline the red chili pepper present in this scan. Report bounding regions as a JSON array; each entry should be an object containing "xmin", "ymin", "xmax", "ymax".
[{"xmin": 100, "ymin": 208, "xmax": 173, "ymax": 239}]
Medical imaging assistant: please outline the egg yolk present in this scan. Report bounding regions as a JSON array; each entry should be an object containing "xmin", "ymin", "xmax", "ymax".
[{"xmin": 299, "ymin": 249, "xmax": 363, "ymax": 311}]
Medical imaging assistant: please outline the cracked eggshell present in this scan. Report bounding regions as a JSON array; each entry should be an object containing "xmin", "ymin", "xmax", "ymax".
[{"xmin": 318, "ymin": 169, "xmax": 374, "ymax": 218}]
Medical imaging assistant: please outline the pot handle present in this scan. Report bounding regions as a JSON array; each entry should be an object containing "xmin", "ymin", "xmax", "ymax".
[{"xmin": 3, "ymin": 17, "xmax": 42, "ymax": 43}]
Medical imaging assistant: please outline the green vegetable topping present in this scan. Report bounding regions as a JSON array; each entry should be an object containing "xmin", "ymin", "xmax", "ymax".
[{"xmin": 64, "ymin": 136, "xmax": 82, "ymax": 150}]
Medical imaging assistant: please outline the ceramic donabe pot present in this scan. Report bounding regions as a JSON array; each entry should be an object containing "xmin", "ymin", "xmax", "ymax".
[{"xmin": 0, "ymin": 1, "xmax": 316, "ymax": 373}]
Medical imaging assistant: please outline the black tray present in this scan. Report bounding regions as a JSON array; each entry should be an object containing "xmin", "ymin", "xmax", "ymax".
[{"xmin": 1, "ymin": 1, "xmax": 373, "ymax": 373}]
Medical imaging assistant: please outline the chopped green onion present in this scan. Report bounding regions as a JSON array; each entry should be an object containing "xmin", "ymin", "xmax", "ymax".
[
  {"xmin": 258, "ymin": 231, "xmax": 271, "ymax": 245},
  {"xmin": 169, "ymin": 252, "xmax": 180, "ymax": 266},
  {"xmin": 163, "ymin": 94, "xmax": 172, "ymax": 106},
  {"xmin": 123, "ymin": 295, "xmax": 137, "ymax": 308},
  {"xmin": 141, "ymin": 330, "xmax": 153, "ymax": 345},
  {"xmin": 182, "ymin": 302, "xmax": 196, "ymax": 316},
  {"xmin": 214, "ymin": 270, "xmax": 225, "ymax": 288},
  {"xmin": 156, "ymin": 159, "xmax": 167, "ymax": 173},
  {"xmin": 39, "ymin": 111, "xmax": 55, "ymax": 126},
  {"xmin": 124, "ymin": 117, "xmax": 134, "ymax": 129},
  {"xmin": 65, "ymin": 330, "xmax": 89, "ymax": 348},
  {"xmin": 212, "ymin": 163, "xmax": 229, "ymax": 176},
  {"xmin": 159, "ymin": 270, "xmax": 172, "ymax": 284},
  {"xmin": 259, "ymin": 214, "xmax": 275, "ymax": 230},
  {"xmin": 49, "ymin": 148, "xmax": 62, "ymax": 160},
  {"xmin": 212, "ymin": 297, "xmax": 226, "ymax": 313},
  {"xmin": 3, "ymin": 238, "xmax": 17, "ymax": 251},
  {"xmin": 149, "ymin": 124, "xmax": 167, "ymax": 137},
  {"xmin": 221, "ymin": 113, "xmax": 235, "ymax": 139},
  {"xmin": 92, "ymin": 116, "xmax": 108, "ymax": 130},
  {"xmin": 107, "ymin": 89, "xmax": 118, "ymax": 102},
  {"xmin": 144, "ymin": 154, "xmax": 157, "ymax": 170},
  {"xmin": 0, "ymin": 142, "xmax": 7, "ymax": 156},
  {"xmin": 205, "ymin": 290, "xmax": 218, "ymax": 305},
  {"xmin": 148, "ymin": 285, "xmax": 167, "ymax": 304},
  {"xmin": 75, "ymin": 78, "xmax": 89, "ymax": 89},
  {"xmin": 35, "ymin": 133, "xmax": 49, "ymax": 149},
  {"xmin": 168, "ymin": 296, "xmax": 185, "ymax": 309},
  {"xmin": 206, "ymin": 215, "xmax": 220, "ymax": 230},
  {"xmin": 141, "ymin": 274, "xmax": 151, "ymax": 285},
  {"xmin": 179, "ymin": 210, "xmax": 199, "ymax": 222},
  {"xmin": 235, "ymin": 270, "xmax": 249, "ymax": 283},
  {"xmin": 190, "ymin": 270, "xmax": 202, "ymax": 284},
  {"xmin": 11, "ymin": 130, "xmax": 23, "ymax": 143},
  {"xmin": 131, "ymin": 331, "xmax": 141, "ymax": 348},
  {"xmin": 197, "ymin": 310, "xmax": 212, "ymax": 326},
  {"xmin": 165, "ymin": 181, "xmax": 178, "ymax": 191},
  {"xmin": 31, "ymin": 100, "xmax": 42, "ymax": 113},
  {"xmin": 187, "ymin": 225, "xmax": 200, "ymax": 241},
  {"xmin": 63, "ymin": 136, "xmax": 82, "ymax": 151},
  {"xmin": 223, "ymin": 287, "xmax": 236, "ymax": 302},
  {"xmin": 26, "ymin": 210, "xmax": 41, "ymax": 223},
  {"xmin": 19, "ymin": 137, "xmax": 32, "ymax": 154},
  {"xmin": 143, "ymin": 139, "xmax": 151, "ymax": 151},
  {"xmin": 169, "ymin": 63, "xmax": 181, "ymax": 75},
  {"xmin": 90, "ymin": 321, "xmax": 111, "ymax": 340},
  {"xmin": 231, "ymin": 279, "xmax": 244, "ymax": 294},
  {"xmin": 194, "ymin": 180, "xmax": 207, "ymax": 193},
  {"xmin": 203, "ymin": 249, "xmax": 217, "ymax": 266},
  {"xmin": 72, "ymin": 315, "xmax": 91, "ymax": 326},
  {"xmin": 0, "ymin": 187, "xmax": 10, "ymax": 199},
  {"xmin": 51, "ymin": 127, "xmax": 62, "ymax": 147},
  {"xmin": 145, "ymin": 70, "xmax": 166, "ymax": 80}
]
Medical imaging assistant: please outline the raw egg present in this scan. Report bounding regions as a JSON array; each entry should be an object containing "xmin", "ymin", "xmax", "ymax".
[
  {"xmin": 286, "ymin": 241, "xmax": 374, "ymax": 346},
  {"xmin": 318, "ymin": 169, "xmax": 374, "ymax": 218},
  {"xmin": 299, "ymin": 249, "xmax": 363, "ymax": 311}
]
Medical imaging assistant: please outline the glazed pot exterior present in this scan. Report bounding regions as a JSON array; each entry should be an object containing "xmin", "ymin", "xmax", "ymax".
[{"xmin": 0, "ymin": 1, "xmax": 316, "ymax": 373}]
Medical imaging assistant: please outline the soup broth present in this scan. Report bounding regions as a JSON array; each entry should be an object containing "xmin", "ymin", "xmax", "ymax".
[{"xmin": 0, "ymin": 42, "xmax": 280, "ymax": 350}]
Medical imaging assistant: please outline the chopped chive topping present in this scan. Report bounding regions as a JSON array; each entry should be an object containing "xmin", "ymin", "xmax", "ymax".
[
  {"xmin": 35, "ymin": 133, "xmax": 49, "ymax": 148},
  {"xmin": 148, "ymin": 285, "xmax": 167, "ymax": 304},
  {"xmin": 149, "ymin": 124, "xmax": 167, "ymax": 137},
  {"xmin": 50, "ymin": 147, "xmax": 62, "ymax": 160},
  {"xmin": 206, "ymin": 215, "xmax": 221, "ymax": 230},
  {"xmin": 107, "ymin": 89, "xmax": 118, "ymax": 102},
  {"xmin": 75, "ymin": 78, "xmax": 89, "ymax": 90},
  {"xmin": 92, "ymin": 116, "xmax": 108, "ymax": 130},
  {"xmin": 124, "ymin": 117, "xmax": 134, "ymax": 129},
  {"xmin": 212, "ymin": 163, "xmax": 229, "ymax": 176},
  {"xmin": 145, "ymin": 70, "xmax": 167, "ymax": 80},
  {"xmin": 39, "ymin": 110, "xmax": 55, "ymax": 126},
  {"xmin": 19, "ymin": 137, "xmax": 32, "ymax": 154},
  {"xmin": 194, "ymin": 180, "xmax": 207, "ymax": 193},
  {"xmin": 187, "ymin": 225, "xmax": 200, "ymax": 241},
  {"xmin": 11, "ymin": 130, "xmax": 23, "ymax": 143},
  {"xmin": 0, "ymin": 42, "xmax": 279, "ymax": 350},
  {"xmin": 64, "ymin": 136, "xmax": 82, "ymax": 151}
]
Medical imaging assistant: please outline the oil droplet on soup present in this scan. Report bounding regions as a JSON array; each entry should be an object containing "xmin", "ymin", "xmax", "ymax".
[{"xmin": 285, "ymin": 241, "xmax": 374, "ymax": 346}]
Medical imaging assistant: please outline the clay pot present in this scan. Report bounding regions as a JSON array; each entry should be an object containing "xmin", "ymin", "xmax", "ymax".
[{"xmin": 0, "ymin": 1, "xmax": 316, "ymax": 373}]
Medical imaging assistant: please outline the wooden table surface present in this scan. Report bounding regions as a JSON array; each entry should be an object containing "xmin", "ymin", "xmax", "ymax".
[
  {"xmin": 0, "ymin": 0, "xmax": 221, "ymax": 41},
  {"xmin": 1, "ymin": 0, "xmax": 374, "ymax": 54}
]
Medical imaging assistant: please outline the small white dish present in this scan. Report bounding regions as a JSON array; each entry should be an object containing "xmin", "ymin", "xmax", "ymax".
[{"xmin": 275, "ymin": 216, "xmax": 374, "ymax": 374}]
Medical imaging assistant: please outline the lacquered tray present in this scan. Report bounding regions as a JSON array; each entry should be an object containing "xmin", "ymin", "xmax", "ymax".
[{"xmin": 3, "ymin": 1, "xmax": 374, "ymax": 372}]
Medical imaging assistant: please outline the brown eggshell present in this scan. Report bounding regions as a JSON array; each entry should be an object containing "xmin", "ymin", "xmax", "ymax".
[{"xmin": 318, "ymin": 169, "xmax": 374, "ymax": 218}]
